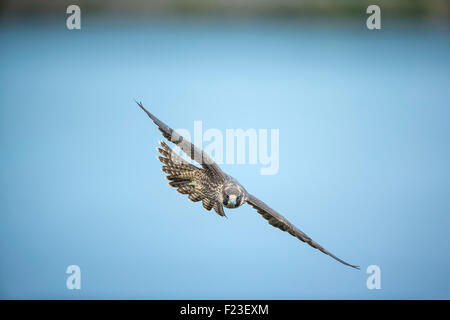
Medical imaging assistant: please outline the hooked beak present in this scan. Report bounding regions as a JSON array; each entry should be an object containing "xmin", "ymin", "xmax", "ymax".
[{"xmin": 228, "ymin": 195, "xmax": 237, "ymax": 206}]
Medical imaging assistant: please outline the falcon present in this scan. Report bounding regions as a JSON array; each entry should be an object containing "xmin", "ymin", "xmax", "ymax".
[{"xmin": 136, "ymin": 101, "xmax": 359, "ymax": 269}]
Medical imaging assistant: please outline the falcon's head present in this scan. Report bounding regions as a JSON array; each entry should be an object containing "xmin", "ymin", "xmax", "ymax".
[{"xmin": 222, "ymin": 183, "xmax": 245, "ymax": 209}]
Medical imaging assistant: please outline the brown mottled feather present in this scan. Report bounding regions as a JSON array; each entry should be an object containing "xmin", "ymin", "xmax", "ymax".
[{"xmin": 156, "ymin": 140, "xmax": 226, "ymax": 217}]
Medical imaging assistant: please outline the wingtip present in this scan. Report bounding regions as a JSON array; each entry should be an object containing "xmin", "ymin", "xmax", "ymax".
[
  {"xmin": 347, "ymin": 263, "xmax": 360, "ymax": 270},
  {"xmin": 135, "ymin": 100, "xmax": 150, "ymax": 115},
  {"xmin": 134, "ymin": 99, "xmax": 142, "ymax": 107}
]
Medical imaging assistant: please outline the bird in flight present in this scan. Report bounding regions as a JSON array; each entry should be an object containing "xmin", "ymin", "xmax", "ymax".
[{"xmin": 136, "ymin": 101, "xmax": 359, "ymax": 269}]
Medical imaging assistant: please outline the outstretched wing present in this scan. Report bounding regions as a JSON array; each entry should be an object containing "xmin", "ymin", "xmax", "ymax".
[
  {"xmin": 246, "ymin": 194, "xmax": 359, "ymax": 269},
  {"xmin": 136, "ymin": 101, "xmax": 227, "ymax": 183},
  {"xmin": 156, "ymin": 140, "xmax": 226, "ymax": 217}
]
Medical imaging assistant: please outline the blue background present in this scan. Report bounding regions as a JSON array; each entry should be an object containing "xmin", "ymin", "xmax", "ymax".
[{"xmin": 1, "ymin": 16, "xmax": 449, "ymax": 299}]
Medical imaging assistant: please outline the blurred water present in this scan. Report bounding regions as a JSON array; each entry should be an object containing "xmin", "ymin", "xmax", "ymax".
[{"xmin": 1, "ymin": 16, "xmax": 449, "ymax": 299}]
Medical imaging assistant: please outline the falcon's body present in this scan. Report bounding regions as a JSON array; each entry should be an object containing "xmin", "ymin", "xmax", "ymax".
[{"xmin": 137, "ymin": 102, "xmax": 359, "ymax": 269}]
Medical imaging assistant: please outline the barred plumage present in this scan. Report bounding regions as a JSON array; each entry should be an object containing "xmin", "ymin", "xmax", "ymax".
[{"xmin": 156, "ymin": 139, "xmax": 226, "ymax": 217}]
